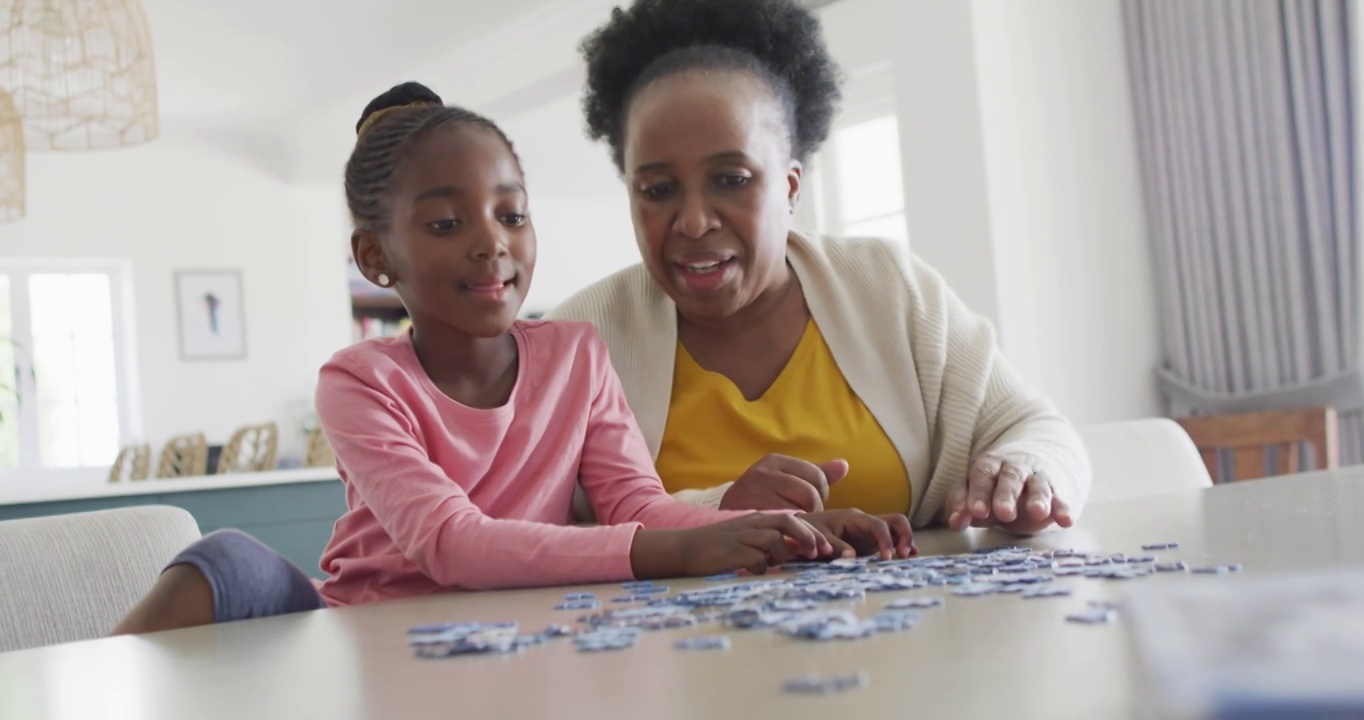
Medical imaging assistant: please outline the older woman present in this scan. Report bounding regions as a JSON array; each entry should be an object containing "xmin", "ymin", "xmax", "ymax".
[{"xmin": 549, "ymin": 0, "xmax": 1090, "ymax": 534}]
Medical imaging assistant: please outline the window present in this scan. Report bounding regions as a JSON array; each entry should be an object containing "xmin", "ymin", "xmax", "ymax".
[
  {"xmin": 822, "ymin": 114, "xmax": 909, "ymax": 243},
  {"xmin": 801, "ymin": 63, "xmax": 909, "ymax": 244},
  {"xmin": 0, "ymin": 262, "xmax": 137, "ymax": 473}
]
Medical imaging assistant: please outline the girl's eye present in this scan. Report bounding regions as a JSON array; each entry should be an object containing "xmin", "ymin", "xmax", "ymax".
[
  {"xmin": 501, "ymin": 213, "xmax": 528, "ymax": 227},
  {"xmin": 718, "ymin": 174, "xmax": 750, "ymax": 188},
  {"xmin": 427, "ymin": 218, "xmax": 459, "ymax": 232},
  {"xmin": 642, "ymin": 182, "xmax": 675, "ymax": 200}
]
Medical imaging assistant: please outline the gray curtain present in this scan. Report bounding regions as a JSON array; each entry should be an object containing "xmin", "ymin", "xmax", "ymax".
[{"xmin": 1123, "ymin": 0, "xmax": 1362, "ymax": 464}]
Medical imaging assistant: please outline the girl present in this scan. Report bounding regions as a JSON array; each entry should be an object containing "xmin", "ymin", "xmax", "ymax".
[{"xmin": 113, "ymin": 83, "xmax": 913, "ymax": 633}]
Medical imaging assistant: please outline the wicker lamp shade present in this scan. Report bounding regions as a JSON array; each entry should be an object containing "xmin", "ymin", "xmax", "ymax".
[
  {"xmin": 0, "ymin": 0, "xmax": 159, "ymax": 150},
  {"xmin": 0, "ymin": 88, "xmax": 23, "ymax": 222}
]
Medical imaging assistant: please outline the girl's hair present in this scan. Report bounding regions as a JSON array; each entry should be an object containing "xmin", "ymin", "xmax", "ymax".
[
  {"xmin": 579, "ymin": 0, "xmax": 842, "ymax": 171},
  {"xmin": 344, "ymin": 81, "xmax": 522, "ymax": 232}
]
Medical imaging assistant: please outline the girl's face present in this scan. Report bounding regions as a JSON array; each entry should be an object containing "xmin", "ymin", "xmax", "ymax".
[
  {"xmin": 621, "ymin": 70, "xmax": 800, "ymax": 323},
  {"xmin": 354, "ymin": 125, "xmax": 536, "ymax": 338}
]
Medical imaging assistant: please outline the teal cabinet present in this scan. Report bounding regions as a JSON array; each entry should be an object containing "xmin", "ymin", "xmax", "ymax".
[{"xmin": 0, "ymin": 479, "xmax": 346, "ymax": 579}]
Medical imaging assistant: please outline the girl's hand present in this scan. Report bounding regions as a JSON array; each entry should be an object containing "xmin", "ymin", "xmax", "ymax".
[
  {"xmin": 630, "ymin": 513, "xmax": 833, "ymax": 578},
  {"xmin": 798, "ymin": 509, "xmax": 916, "ymax": 560}
]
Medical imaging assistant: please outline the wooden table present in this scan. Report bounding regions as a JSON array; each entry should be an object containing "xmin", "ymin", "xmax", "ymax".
[{"xmin": 3, "ymin": 470, "xmax": 1362, "ymax": 720}]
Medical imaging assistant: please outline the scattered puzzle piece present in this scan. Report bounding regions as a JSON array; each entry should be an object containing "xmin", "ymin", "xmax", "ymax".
[
  {"xmin": 783, "ymin": 672, "xmax": 870, "ymax": 695},
  {"xmin": 410, "ymin": 545, "xmax": 1240, "ymax": 675},
  {"xmin": 555, "ymin": 599, "xmax": 601, "ymax": 611},
  {"xmin": 675, "ymin": 636, "xmax": 731, "ymax": 651}
]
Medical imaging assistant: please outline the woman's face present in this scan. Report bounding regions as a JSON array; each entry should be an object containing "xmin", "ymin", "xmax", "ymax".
[{"xmin": 621, "ymin": 70, "xmax": 801, "ymax": 322}]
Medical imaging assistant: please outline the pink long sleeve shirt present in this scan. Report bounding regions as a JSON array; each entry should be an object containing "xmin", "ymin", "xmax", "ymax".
[{"xmin": 314, "ymin": 320, "xmax": 749, "ymax": 606}]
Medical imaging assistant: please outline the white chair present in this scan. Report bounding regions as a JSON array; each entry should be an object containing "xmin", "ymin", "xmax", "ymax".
[
  {"xmin": 0, "ymin": 505, "xmax": 201, "ymax": 652},
  {"xmin": 1077, "ymin": 418, "xmax": 1213, "ymax": 503}
]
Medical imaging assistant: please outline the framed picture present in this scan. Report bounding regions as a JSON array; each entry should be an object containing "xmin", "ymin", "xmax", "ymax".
[{"xmin": 175, "ymin": 270, "xmax": 246, "ymax": 360}]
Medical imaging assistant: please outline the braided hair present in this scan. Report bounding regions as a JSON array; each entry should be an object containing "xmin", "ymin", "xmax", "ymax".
[{"xmin": 344, "ymin": 82, "xmax": 521, "ymax": 232}]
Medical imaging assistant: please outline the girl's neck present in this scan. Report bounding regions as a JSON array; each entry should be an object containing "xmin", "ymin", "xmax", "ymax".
[{"xmin": 410, "ymin": 319, "xmax": 520, "ymax": 410}]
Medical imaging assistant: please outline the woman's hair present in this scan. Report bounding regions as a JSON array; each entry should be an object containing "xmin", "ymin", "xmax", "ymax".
[
  {"xmin": 579, "ymin": 0, "xmax": 842, "ymax": 171},
  {"xmin": 344, "ymin": 81, "xmax": 521, "ymax": 232}
]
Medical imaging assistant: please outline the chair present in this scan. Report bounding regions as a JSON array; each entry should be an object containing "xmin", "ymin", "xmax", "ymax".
[
  {"xmin": 1076, "ymin": 418, "xmax": 1213, "ymax": 503},
  {"xmin": 304, "ymin": 427, "xmax": 335, "ymax": 469},
  {"xmin": 0, "ymin": 505, "xmax": 201, "ymax": 652},
  {"xmin": 216, "ymin": 422, "xmax": 279, "ymax": 474},
  {"xmin": 1175, "ymin": 407, "xmax": 1339, "ymax": 483},
  {"xmin": 107, "ymin": 443, "xmax": 151, "ymax": 483},
  {"xmin": 156, "ymin": 432, "xmax": 209, "ymax": 478}
]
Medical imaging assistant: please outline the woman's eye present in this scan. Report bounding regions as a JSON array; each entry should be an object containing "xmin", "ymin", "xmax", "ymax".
[
  {"xmin": 718, "ymin": 174, "xmax": 750, "ymax": 188},
  {"xmin": 502, "ymin": 213, "xmax": 528, "ymax": 227},
  {"xmin": 642, "ymin": 182, "xmax": 675, "ymax": 200},
  {"xmin": 427, "ymin": 218, "xmax": 459, "ymax": 232}
]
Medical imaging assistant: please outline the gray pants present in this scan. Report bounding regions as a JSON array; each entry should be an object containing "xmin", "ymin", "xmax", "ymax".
[{"xmin": 168, "ymin": 529, "xmax": 327, "ymax": 623}]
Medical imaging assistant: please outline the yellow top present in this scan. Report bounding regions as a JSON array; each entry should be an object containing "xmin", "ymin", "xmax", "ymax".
[{"xmin": 655, "ymin": 320, "xmax": 911, "ymax": 515}]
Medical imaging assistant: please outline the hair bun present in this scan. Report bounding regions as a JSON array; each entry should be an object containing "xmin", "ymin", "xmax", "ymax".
[{"xmin": 355, "ymin": 81, "xmax": 444, "ymax": 134}]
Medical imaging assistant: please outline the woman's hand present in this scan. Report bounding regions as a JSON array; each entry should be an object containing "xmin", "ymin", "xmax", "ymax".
[
  {"xmin": 943, "ymin": 453, "xmax": 1074, "ymax": 535},
  {"xmin": 799, "ymin": 509, "xmax": 916, "ymax": 560},
  {"xmin": 719, "ymin": 454, "xmax": 848, "ymax": 512}
]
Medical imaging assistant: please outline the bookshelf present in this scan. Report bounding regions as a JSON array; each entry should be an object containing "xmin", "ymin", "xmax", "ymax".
[{"xmin": 351, "ymin": 291, "xmax": 410, "ymax": 341}]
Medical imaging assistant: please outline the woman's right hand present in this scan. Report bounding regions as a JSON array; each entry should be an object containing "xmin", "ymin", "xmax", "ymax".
[
  {"xmin": 719, "ymin": 454, "xmax": 849, "ymax": 512},
  {"xmin": 630, "ymin": 513, "xmax": 833, "ymax": 578}
]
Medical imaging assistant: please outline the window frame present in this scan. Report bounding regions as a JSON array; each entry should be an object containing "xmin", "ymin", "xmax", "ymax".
[
  {"xmin": 0, "ymin": 258, "xmax": 141, "ymax": 479},
  {"xmin": 802, "ymin": 60, "xmax": 908, "ymax": 243}
]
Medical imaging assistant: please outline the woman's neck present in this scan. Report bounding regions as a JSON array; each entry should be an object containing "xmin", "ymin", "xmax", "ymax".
[{"xmin": 409, "ymin": 317, "xmax": 519, "ymax": 409}]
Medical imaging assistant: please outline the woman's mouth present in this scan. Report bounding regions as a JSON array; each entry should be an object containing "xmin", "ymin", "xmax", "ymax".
[{"xmin": 673, "ymin": 258, "xmax": 736, "ymax": 291}]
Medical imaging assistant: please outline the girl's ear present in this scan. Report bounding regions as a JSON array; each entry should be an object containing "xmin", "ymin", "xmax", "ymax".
[{"xmin": 351, "ymin": 231, "xmax": 393, "ymax": 287}]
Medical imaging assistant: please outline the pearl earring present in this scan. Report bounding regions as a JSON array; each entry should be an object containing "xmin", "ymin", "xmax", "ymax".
[{"xmin": 377, "ymin": 273, "xmax": 391, "ymax": 287}]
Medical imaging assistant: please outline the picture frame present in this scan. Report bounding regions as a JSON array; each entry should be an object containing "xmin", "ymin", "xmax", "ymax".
[{"xmin": 175, "ymin": 269, "xmax": 246, "ymax": 360}]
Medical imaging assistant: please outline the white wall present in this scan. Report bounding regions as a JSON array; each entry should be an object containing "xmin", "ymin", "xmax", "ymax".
[
  {"xmin": 0, "ymin": 130, "xmax": 353, "ymax": 462},
  {"xmin": 496, "ymin": 96, "xmax": 638, "ymax": 313},
  {"xmin": 817, "ymin": 0, "xmax": 1162, "ymax": 424},
  {"xmin": 285, "ymin": 0, "xmax": 618, "ymax": 186},
  {"xmin": 819, "ymin": 0, "xmax": 1003, "ymax": 330},
  {"xmin": 972, "ymin": 0, "xmax": 1163, "ymax": 423}
]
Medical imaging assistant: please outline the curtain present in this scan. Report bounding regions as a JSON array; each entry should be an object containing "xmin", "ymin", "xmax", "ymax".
[{"xmin": 1123, "ymin": 0, "xmax": 1362, "ymax": 464}]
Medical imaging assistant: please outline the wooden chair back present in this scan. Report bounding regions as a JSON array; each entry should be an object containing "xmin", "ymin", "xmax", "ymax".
[
  {"xmin": 107, "ymin": 443, "xmax": 150, "ymax": 483},
  {"xmin": 1175, "ymin": 407, "xmax": 1339, "ymax": 483},
  {"xmin": 156, "ymin": 433, "xmax": 209, "ymax": 478},
  {"xmin": 304, "ymin": 427, "xmax": 335, "ymax": 469},
  {"xmin": 215, "ymin": 423, "xmax": 278, "ymax": 474}
]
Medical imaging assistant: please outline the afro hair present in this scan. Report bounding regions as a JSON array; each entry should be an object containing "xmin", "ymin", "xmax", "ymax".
[{"xmin": 579, "ymin": 0, "xmax": 843, "ymax": 170}]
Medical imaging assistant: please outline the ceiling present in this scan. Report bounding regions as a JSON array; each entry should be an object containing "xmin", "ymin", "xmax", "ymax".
[
  {"xmin": 133, "ymin": 0, "xmax": 848, "ymax": 180},
  {"xmin": 143, "ymin": 0, "xmax": 562, "ymax": 124}
]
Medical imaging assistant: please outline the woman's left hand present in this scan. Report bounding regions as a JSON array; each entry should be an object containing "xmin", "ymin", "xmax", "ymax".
[{"xmin": 943, "ymin": 453, "xmax": 1074, "ymax": 535}]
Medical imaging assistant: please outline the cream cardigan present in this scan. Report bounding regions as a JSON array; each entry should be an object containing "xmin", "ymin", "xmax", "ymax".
[{"xmin": 546, "ymin": 231, "xmax": 1091, "ymax": 528}]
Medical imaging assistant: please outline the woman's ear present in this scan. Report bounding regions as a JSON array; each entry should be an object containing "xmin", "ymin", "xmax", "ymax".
[{"xmin": 787, "ymin": 160, "xmax": 803, "ymax": 213}]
